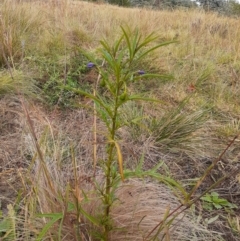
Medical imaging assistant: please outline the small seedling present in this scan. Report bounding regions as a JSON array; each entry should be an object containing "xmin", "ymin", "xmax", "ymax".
[{"xmin": 200, "ymin": 192, "xmax": 237, "ymax": 210}]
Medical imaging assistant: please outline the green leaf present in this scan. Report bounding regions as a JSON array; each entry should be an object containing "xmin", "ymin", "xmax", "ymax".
[
  {"xmin": 136, "ymin": 40, "xmax": 178, "ymax": 62},
  {"xmin": 116, "ymin": 48, "xmax": 126, "ymax": 67},
  {"xmin": 210, "ymin": 192, "xmax": 219, "ymax": 197},
  {"xmin": 201, "ymin": 195, "xmax": 212, "ymax": 202},
  {"xmin": 214, "ymin": 198, "xmax": 228, "ymax": 205},
  {"xmin": 100, "ymin": 39, "xmax": 112, "ymax": 54},
  {"xmin": 122, "ymin": 165, "xmax": 187, "ymax": 198},
  {"xmin": 121, "ymin": 26, "xmax": 133, "ymax": 60},
  {"xmin": 79, "ymin": 207, "xmax": 100, "ymax": 226},
  {"xmin": 36, "ymin": 212, "xmax": 63, "ymax": 241},
  {"xmin": 61, "ymin": 86, "xmax": 113, "ymax": 118},
  {"xmin": 100, "ymin": 71, "xmax": 116, "ymax": 95},
  {"xmin": 99, "ymin": 48, "xmax": 116, "ymax": 70},
  {"xmin": 0, "ymin": 219, "xmax": 12, "ymax": 233},
  {"xmin": 128, "ymin": 95, "xmax": 165, "ymax": 104},
  {"xmin": 213, "ymin": 203, "xmax": 222, "ymax": 209},
  {"xmin": 113, "ymin": 34, "xmax": 124, "ymax": 57},
  {"xmin": 131, "ymin": 29, "xmax": 140, "ymax": 57},
  {"xmin": 67, "ymin": 202, "xmax": 75, "ymax": 212},
  {"xmin": 135, "ymin": 32, "xmax": 158, "ymax": 51},
  {"xmin": 203, "ymin": 202, "xmax": 213, "ymax": 210}
]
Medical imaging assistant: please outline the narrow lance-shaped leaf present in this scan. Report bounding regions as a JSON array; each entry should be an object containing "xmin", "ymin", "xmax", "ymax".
[
  {"xmin": 120, "ymin": 169, "xmax": 187, "ymax": 197},
  {"xmin": 116, "ymin": 47, "xmax": 127, "ymax": 67},
  {"xmin": 112, "ymin": 34, "xmax": 125, "ymax": 57},
  {"xmin": 133, "ymin": 73, "xmax": 173, "ymax": 82},
  {"xmin": 79, "ymin": 207, "xmax": 100, "ymax": 226},
  {"xmin": 121, "ymin": 26, "xmax": 133, "ymax": 60},
  {"xmin": 36, "ymin": 213, "xmax": 63, "ymax": 241},
  {"xmin": 99, "ymin": 48, "xmax": 116, "ymax": 71},
  {"xmin": 128, "ymin": 95, "xmax": 166, "ymax": 104},
  {"xmin": 100, "ymin": 39, "xmax": 113, "ymax": 56},
  {"xmin": 136, "ymin": 40, "xmax": 178, "ymax": 62},
  {"xmin": 62, "ymin": 85, "xmax": 113, "ymax": 118},
  {"xmin": 131, "ymin": 28, "xmax": 140, "ymax": 57},
  {"xmin": 135, "ymin": 32, "xmax": 158, "ymax": 52},
  {"xmin": 100, "ymin": 71, "xmax": 116, "ymax": 95}
]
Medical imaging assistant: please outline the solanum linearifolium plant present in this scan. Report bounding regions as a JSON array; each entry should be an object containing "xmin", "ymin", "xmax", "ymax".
[{"xmin": 63, "ymin": 26, "xmax": 176, "ymax": 240}]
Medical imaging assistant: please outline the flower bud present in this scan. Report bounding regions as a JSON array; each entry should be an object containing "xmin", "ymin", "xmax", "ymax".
[
  {"xmin": 138, "ymin": 70, "xmax": 145, "ymax": 75},
  {"xmin": 87, "ymin": 62, "xmax": 95, "ymax": 68}
]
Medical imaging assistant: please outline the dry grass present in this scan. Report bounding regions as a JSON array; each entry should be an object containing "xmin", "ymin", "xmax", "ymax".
[
  {"xmin": 4, "ymin": 105, "xmax": 221, "ymax": 240},
  {"xmin": 109, "ymin": 179, "xmax": 222, "ymax": 241},
  {"xmin": 0, "ymin": 0, "xmax": 240, "ymax": 240},
  {"xmin": 0, "ymin": 97, "xmax": 223, "ymax": 240}
]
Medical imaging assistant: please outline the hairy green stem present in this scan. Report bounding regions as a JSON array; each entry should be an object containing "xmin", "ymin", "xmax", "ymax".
[{"xmin": 103, "ymin": 86, "xmax": 120, "ymax": 240}]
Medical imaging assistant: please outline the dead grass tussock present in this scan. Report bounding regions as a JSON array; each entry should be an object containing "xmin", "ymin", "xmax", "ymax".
[
  {"xmin": 80, "ymin": 178, "xmax": 223, "ymax": 240},
  {"xmin": 109, "ymin": 179, "xmax": 222, "ymax": 241}
]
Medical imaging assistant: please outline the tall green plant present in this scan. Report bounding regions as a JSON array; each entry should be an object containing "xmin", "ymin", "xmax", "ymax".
[{"xmin": 64, "ymin": 26, "xmax": 175, "ymax": 240}]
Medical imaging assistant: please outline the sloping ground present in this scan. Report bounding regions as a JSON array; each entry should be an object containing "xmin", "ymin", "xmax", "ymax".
[
  {"xmin": 0, "ymin": 0, "xmax": 240, "ymax": 240},
  {"xmin": 0, "ymin": 96, "xmax": 224, "ymax": 240}
]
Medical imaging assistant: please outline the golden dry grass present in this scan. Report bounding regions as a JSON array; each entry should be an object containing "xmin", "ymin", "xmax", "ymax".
[
  {"xmin": 1, "ymin": 0, "xmax": 240, "ymax": 240},
  {"xmin": 9, "ymin": 0, "xmax": 239, "ymax": 115}
]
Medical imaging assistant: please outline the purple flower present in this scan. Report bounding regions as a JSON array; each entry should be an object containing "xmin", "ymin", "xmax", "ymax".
[
  {"xmin": 87, "ymin": 62, "xmax": 95, "ymax": 68},
  {"xmin": 138, "ymin": 70, "xmax": 145, "ymax": 75}
]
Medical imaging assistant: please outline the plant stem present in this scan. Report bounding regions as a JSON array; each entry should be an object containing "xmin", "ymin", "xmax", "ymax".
[
  {"xmin": 103, "ymin": 85, "xmax": 120, "ymax": 240},
  {"xmin": 104, "ymin": 143, "xmax": 114, "ymax": 238}
]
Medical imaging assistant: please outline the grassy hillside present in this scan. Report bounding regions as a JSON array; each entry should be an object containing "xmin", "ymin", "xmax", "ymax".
[{"xmin": 0, "ymin": 0, "xmax": 240, "ymax": 240}]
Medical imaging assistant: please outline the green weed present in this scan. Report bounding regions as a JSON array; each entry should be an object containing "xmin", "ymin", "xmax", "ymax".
[
  {"xmin": 64, "ymin": 26, "xmax": 175, "ymax": 239},
  {"xmin": 201, "ymin": 192, "xmax": 238, "ymax": 211}
]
